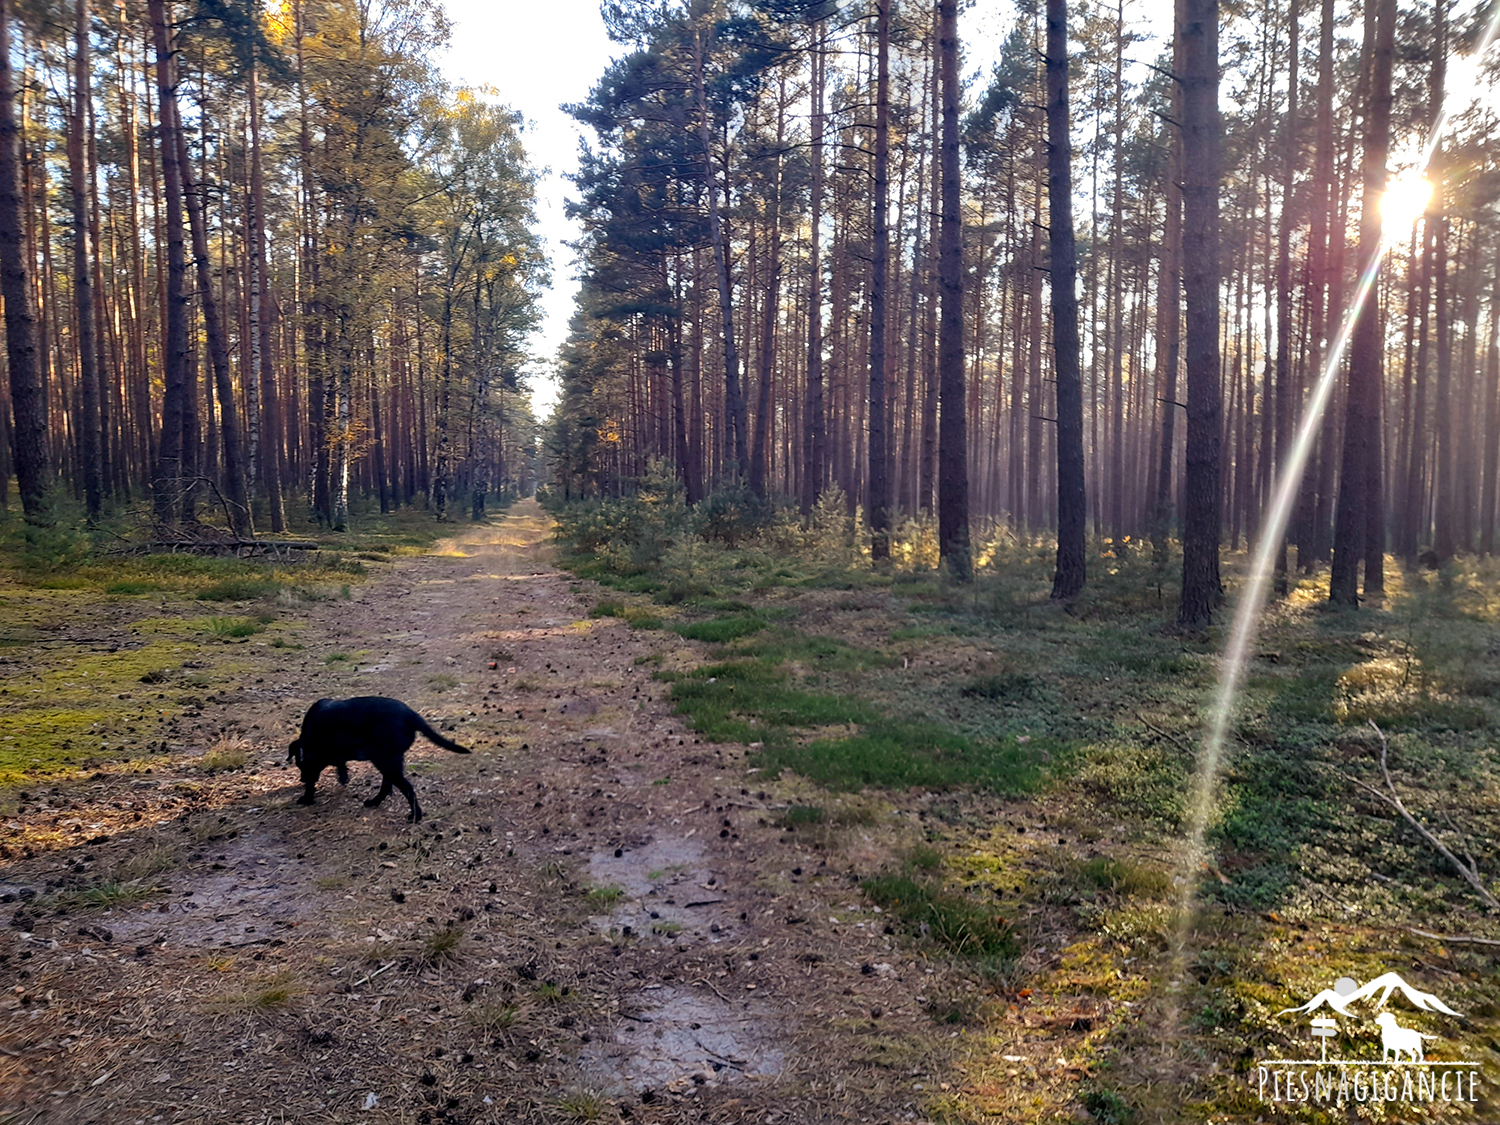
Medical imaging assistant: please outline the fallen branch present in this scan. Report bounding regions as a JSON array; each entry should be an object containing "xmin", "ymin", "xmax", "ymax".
[
  {"xmin": 351, "ymin": 961, "xmax": 396, "ymax": 988},
  {"xmin": 1138, "ymin": 716, "xmax": 1197, "ymax": 755},
  {"xmin": 1409, "ymin": 928, "xmax": 1500, "ymax": 947},
  {"xmin": 1346, "ymin": 721, "xmax": 1499, "ymax": 911},
  {"xmin": 114, "ymin": 539, "xmax": 320, "ymax": 554}
]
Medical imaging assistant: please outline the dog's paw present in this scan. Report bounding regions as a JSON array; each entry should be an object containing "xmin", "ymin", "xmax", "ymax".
[
  {"xmin": 364, "ymin": 796, "xmax": 383, "ymax": 808},
  {"xmin": 296, "ymin": 795, "xmax": 316, "ymax": 806},
  {"xmin": 408, "ymin": 811, "xmax": 424, "ymax": 824}
]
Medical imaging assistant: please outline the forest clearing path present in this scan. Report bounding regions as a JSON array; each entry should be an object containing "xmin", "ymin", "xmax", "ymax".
[{"xmin": 1, "ymin": 500, "xmax": 934, "ymax": 1125}]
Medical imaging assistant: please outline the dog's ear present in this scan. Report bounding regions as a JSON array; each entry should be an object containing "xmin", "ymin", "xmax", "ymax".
[{"xmin": 287, "ymin": 739, "xmax": 301, "ymax": 765}]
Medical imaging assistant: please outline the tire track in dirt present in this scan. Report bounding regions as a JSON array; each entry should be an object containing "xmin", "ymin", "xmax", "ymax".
[{"xmin": 2, "ymin": 500, "xmax": 940, "ymax": 1124}]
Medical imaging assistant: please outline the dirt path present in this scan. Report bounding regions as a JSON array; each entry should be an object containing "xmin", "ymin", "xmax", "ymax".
[{"xmin": 2, "ymin": 501, "xmax": 940, "ymax": 1125}]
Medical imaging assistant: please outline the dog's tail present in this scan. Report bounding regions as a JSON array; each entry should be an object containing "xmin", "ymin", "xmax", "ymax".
[{"xmin": 415, "ymin": 717, "xmax": 471, "ymax": 754}]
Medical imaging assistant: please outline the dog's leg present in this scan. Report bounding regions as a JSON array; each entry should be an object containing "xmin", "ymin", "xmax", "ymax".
[
  {"xmin": 392, "ymin": 774, "xmax": 422, "ymax": 823},
  {"xmin": 297, "ymin": 770, "xmax": 319, "ymax": 805},
  {"xmin": 365, "ymin": 777, "xmax": 394, "ymax": 808},
  {"xmin": 337, "ymin": 763, "xmax": 350, "ymax": 785}
]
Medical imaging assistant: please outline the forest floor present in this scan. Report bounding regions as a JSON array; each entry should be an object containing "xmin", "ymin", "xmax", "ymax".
[
  {"xmin": 0, "ymin": 499, "xmax": 971, "ymax": 1125},
  {"xmin": 3, "ymin": 499, "xmax": 1500, "ymax": 1124}
]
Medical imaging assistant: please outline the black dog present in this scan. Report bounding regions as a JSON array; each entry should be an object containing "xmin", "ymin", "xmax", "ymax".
[{"xmin": 287, "ymin": 696, "xmax": 470, "ymax": 823}]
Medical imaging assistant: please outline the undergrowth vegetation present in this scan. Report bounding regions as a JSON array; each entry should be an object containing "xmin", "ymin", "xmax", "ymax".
[
  {"xmin": 0, "ymin": 500, "xmax": 451, "ymax": 784},
  {"xmin": 551, "ymin": 486, "xmax": 1500, "ymax": 1123}
]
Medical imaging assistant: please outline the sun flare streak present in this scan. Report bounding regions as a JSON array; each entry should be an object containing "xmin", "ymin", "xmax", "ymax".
[{"xmin": 1169, "ymin": 0, "xmax": 1500, "ymax": 1013}]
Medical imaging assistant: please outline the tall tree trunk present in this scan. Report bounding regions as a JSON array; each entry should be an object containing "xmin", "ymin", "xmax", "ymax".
[
  {"xmin": 1107, "ymin": 0, "xmax": 1126, "ymax": 545},
  {"xmin": 1273, "ymin": 0, "xmax": 1299, "ymax": 592},
  {"xmin": 752, "ymin": 77, "xmax": 785, "ymax": 501},
  {"xmin": 178, "ymin": 92, "xmax": 251, "ymax": 536},
  {"xmin": 936, "ymin": 0, "xmax": 969, "ymax": 580},
  {"xmin": 295, "ymin": 0, "xmax": 330, "ymax": 524},
  {"xmin": 1481, "ymin": 259, "xmax": 1500, "ymax": 556},
  {"xmin": 802, "ymin": 19, "xmax": 826, "ymax": 514},
  {"xmin": 148, "ymin": 0, "xmax": 188, "ymax": 527},
  {"xmin": 1329, "ymin": 0, "xmax": 1393, "ymax": 603},
  {"xmin": 868, "ymin": 0, "xmax": 891, "ymax": 559},
  {"xmin": 1297, "ymin": 0, "xmax": 1335, "ymax": 570},
  {"xmin": 919, "ymin": 26, "xmax": 939, "ymax": 516},
  {"xmin": 1430, "ymin": 217, "xmax": 1455, "ymax": 561},
  {"xmin": 1177, "ymin": 0, "xmax": 1224, "ymax": 628},
  {"xmin": 0, "ymin": 0, "xmax": 48, "ymax": 521},
  {"xmin": 248, "ymin": 57, "xmax": 285, "ymax": 531},
  {"xmin": 68, "ymin": 0, "xmax": 103, "ymax": 519},
  {"xmin": 1153, "ymin": 8, "xmax": 1184, "ymax": 567},
  {"xmin": 693, "ymin": 18, "xmax": 747, "ymax": 483},
  {"xmin": 1048, "ymin": 0, "xmax": 1085, "ymax": 599}
]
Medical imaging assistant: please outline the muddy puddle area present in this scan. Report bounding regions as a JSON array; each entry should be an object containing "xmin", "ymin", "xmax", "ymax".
[
  {"xmin": 582, "ymin": 984, "xmax": 785, "ymax": 1092},
  {"xmin": 586, "ymin": 835, "xmax": 746, "ymax": 944}
]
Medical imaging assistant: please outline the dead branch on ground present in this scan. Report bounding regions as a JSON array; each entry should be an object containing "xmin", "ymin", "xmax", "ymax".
[{"xmin": 1344, "ymin": 720, "xmax": 1499, "ymax": 911}]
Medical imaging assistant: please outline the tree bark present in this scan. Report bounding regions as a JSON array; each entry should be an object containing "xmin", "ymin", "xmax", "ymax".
[
  {"xmin": 1152, "ymin": 8, "xmax": 1183, "ymax": 567},
  {"xmin": 68, "ymin": 0, "xmax": 103, "ymax": 519},
  {"xmin": 868, "ymin": 0, "xmax": 891, "ymax": 559},
  {"xmin": 693, "ymin": 17, "xmax": 747, "ymax": 483},
  {"xmin": 801, "ymin": 20, "xmax": 826, "ymax": 515},
  {"xmin": 1273, "ymin": 0, "xmax": 1299, "ymax": 593},
  {"xmin": 248, "ymin": 57, "xmax": 285, "ymax": 531},
  {"xmin": 0, "ymin": 0, "xmax": 49, "ymax": 521},
  {"xmin": 177, "ymin": 90, "xmax": 251, "ymax": 536},
  {"xmin": 1177, "ymin": 0, "xmax": 1224, "ymax": 628},
  {"xmin": 148, "ymin": 0, "xmax": 188, "ymax": 528},
  {"xmin": 1047, "ymin": 0, "xmax": 1085, "ymax": 599},
  {"xmin": 1329, "ymin": 0, "xmax": 1393, "ymax": 604},
  {"xmin": 936, "ymin": 0, "xmax": 970, "ymax": 580}
]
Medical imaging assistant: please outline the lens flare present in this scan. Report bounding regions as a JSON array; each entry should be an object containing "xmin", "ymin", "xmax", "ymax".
[
  {"xmin": 1166, "ymin": 0, "xmax": 1500, "ymax": 1059},
  {"xmin": 1380, "ymin": 171, "xmax": 1433, "ymax": 237}
]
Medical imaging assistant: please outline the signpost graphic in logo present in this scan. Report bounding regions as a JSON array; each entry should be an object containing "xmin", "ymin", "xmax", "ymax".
[{"xmin": 1256, "ymin": 972, "xmax": 1480, "ymax": 1107}]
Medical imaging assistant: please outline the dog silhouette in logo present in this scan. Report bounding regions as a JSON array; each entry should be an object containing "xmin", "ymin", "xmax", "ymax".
[{"xmin": 1374, "ymin": 1012, "xmax": 1438, "ymax": 1063}]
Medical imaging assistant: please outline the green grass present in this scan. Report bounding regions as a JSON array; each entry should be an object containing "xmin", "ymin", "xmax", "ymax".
[
  {"xmin": 589, "ymin": 600, "xmax": 663, "ymax": 629},
  {"xmin": 961, "ymin": 672, "xmax": 1035, "ymax": 702},
  {"xmin": 106, "ymin": 579, "xmax": 163, "ymax": 595},
  {"xmin": 778, "ymin": 805, "xmax": 826, "ymax": 827},
  {"xmin": 673, "ymin": 614, "xmax": 767, "ymax": 643},
  {"xmin": 1077, "ymin": 856, "xmax": 1172, "ymax": 899},
  {"xmin": 1080, "ymin": 1087, "xmax": 1136, "ymax": 1125},
  {"xmin": 759, "ymin": 722, "xmax": 1055, "ymax": 794},
  {"xmin": 0, "ymin": 706, "xmax": 123, "ymax": 783},
  {"xmin": 208, "ymin": 615, "xmax": 272, "ymax": 639},
  {"xmin": 44, "ymin": 880, "xmax": 155, "ymax": 912},
  {"xmin": 862, "ymin": 869, "xmax": 1015, "ymax": 958},
  {"xmin": 466, "ymin": 1000, "xmax": 523, "ymax": 1032},
  {"xmin": 729, "ymin": 629, "xmax": 897, "ymax": 672},
  {"xmin": 204, "ymin": 970, "xmax": 299, "ymax": 1014},
  {"xmin": 200, "ymin": 744, "xmax": 251, "ymax": 772},
  {"xmin": 419, "ymin": 925, "xmax": 464, "ymax": 966},
  {"xmin": 198, "ymin": 578, "xmax": 280, "ymax": 602},
  {"xmin": 555, "ymin": 1086, "xmax": 614, "ymax": 1122},
  {"xmin": 665, "ymin": 659, "xmax": 877, "ymax": 746},
  {"xmin": 586, "ymin": 885, "xmax": 624, "ymax": 906}
]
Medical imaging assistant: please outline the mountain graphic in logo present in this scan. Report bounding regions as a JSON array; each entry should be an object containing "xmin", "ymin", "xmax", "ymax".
[{"xmin": 1277, "ymin": 972, "xmax": 1461, "ymax": 1019}]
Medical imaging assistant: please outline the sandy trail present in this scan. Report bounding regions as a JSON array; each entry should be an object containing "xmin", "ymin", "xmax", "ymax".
[{"xmin": 1, "ymin": 500, "xmax": 932, "ymax": 1124}]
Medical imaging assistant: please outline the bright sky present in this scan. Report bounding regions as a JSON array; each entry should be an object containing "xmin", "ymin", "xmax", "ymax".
[
  {"xmin": 437, "ymin": 0, "xmax": 618, "ymax": 419},
  {"xmin": 432, "ymin": 1, "xmax": 1141, "ymax": 419}
]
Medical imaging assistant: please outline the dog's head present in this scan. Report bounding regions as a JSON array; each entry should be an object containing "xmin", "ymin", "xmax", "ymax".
[
  {"xmin": 1374, "ymin": 1012, "xmax": 1396, "ymax": 1027},
  {"xmin": 287, "ymin": 700, "xmax": 332, "ymax": 768}
]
